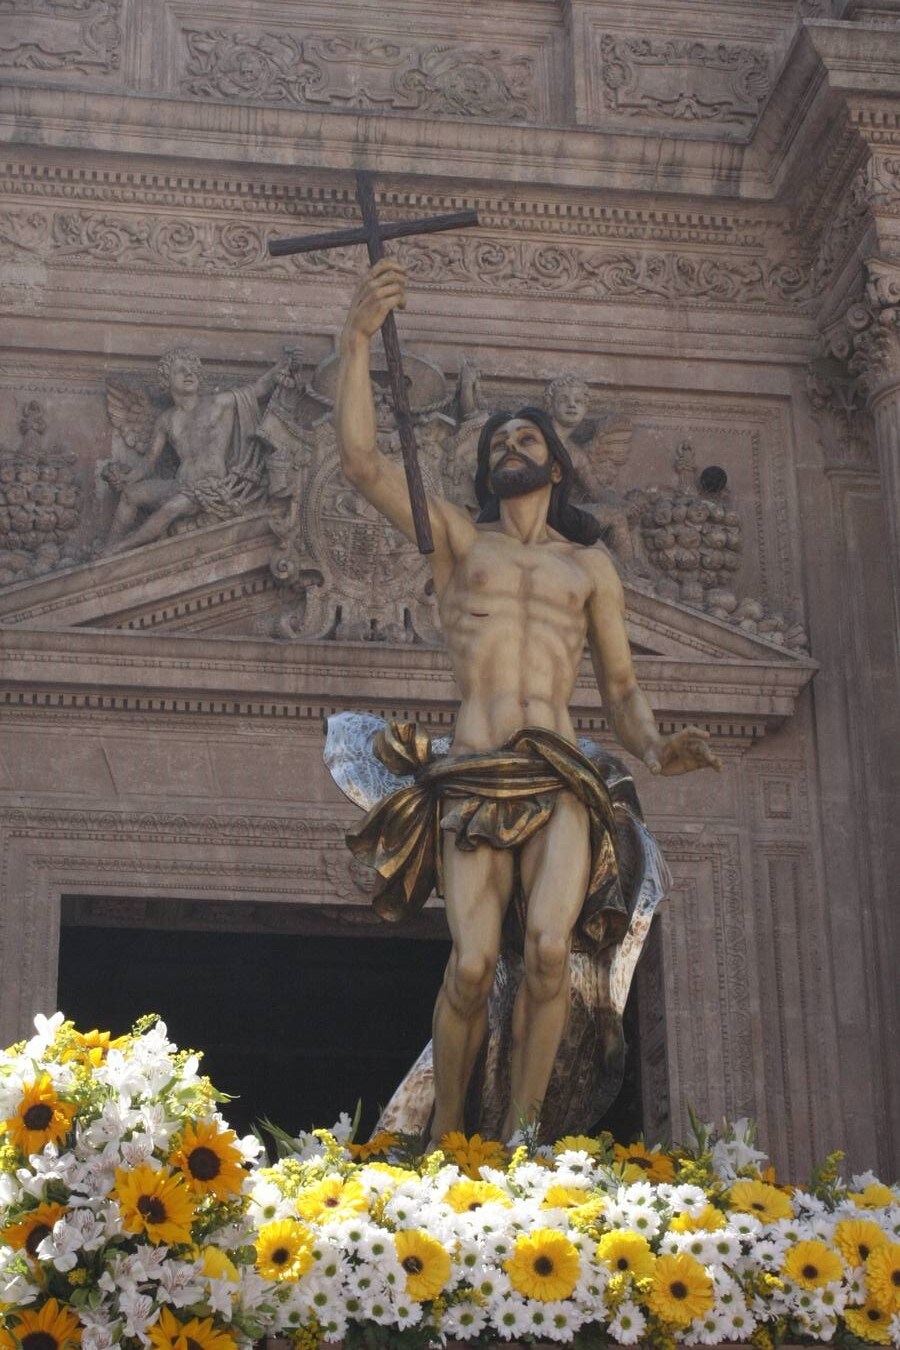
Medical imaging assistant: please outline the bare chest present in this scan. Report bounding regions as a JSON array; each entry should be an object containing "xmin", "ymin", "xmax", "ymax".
[
  {"xmin": 445, "ymin": 535, "xmax": 593, "ymax": 620},
  {"xmin": 168, "ymin": 399, "xmax": 231, "ymax": 456}
]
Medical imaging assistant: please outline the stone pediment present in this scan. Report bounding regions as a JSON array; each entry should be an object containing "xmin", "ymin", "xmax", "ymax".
[{"xmin": 0, "ymin": 510, "xmax": 816, "ymax": 737}]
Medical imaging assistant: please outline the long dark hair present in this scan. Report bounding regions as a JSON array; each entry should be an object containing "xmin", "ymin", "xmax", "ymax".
[{"xmin": 474, "ymin": 406, "xmax": 607, "ymax": 546}]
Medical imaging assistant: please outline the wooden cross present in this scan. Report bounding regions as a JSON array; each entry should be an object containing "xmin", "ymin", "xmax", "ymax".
[{"xmin": 268, "ymin": 171, "xmax": 479, "ymax": 554}]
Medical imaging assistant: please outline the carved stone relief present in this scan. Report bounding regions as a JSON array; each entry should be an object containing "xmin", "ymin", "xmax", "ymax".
[
  {"xmin": 597, "ymin": 35, "xmax": 770, "ymax": 130},
  {"xmin": 0, "ymin": 204, "xmax": 815, "ymax": 312},
  {"xmin": 0, "ymin": 402, "xmax": 83, "ymax": 586},
  {"xmin": 0, "ymin": 0, "xmax": 122, "ymax": 78},
  {"xmin": 179, "ymin": 28, "xmax": 539, "ymax": 122}
]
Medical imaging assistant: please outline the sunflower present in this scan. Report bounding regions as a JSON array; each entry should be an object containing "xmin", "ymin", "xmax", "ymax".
[
  {"xmin": 727, "ymin": 1178, "xmax": 793, "ymax": 1223},
  {"xmin": 3, "ymin": 1077, "xmax": 76, "ymax": 1155},
  {"xmin": 596, "ymin": 1230, "xmax": 656, "ymax": 1281},
  {"xmin": 613, "ymin": 1142, "xmax": 675, "ymax": 1183},
  {"xmin": 295, "ymin": 1175, "xmax": 367, "ymax": 1223},
  {"xmin": 670, "ymin": 1204, "xmax": 726, "ymax": 1234},
  {"xmin": 849, "ymin": 1184, "xmax": 896, "ymax": 1210},
  {"xmin": 439, "ymin": 1131, "xmax": 507, "ymax": 1180},
  {"xmin": 833, "ymin": 1218, "xmax": 889, "ymax": 1269},
  {"xmin": 443, "ymin": 1179, "xmax": 510, "ymax": 1213},
  {"xmin": 169, "ymin": 1121, "xmax": 245, "ymax": 1201},
  {"xmin": 647, "ymin": 1252, "xmax": 714, "ymax": 1327},
  {"xmin": 504, "ymin": 1228, "xmax": 581, "ymax": 1302},
  {"xmin": 114, "ymin": 1164, "xmax": 196, "ymax": 1246},
  {"xmin": 58, "ymin": 1029, "xmax": 128, "ymax": 1068},
  {"xmin": 844, "ymin": 1300, "xmax": 893, "ymax": 1345},
  {"xmin": 147, "ymin": 1307, "xmax": 238, "ymax": 1350},
  {"xmin": 348, "ymin": 1131, "xmax": 399, "ymax": 1161},
  {"xmin": 866, "ymin": 1243, "xmax": 900, "ymax": 1314},
  {"xmin": 0, "ymin": 1298, "xmax": 81, "ymax": 1350},
  {"xmin": 3, "ymin": 1202, "xmax": 67, "ymax": 1258},
  {"xmin": 255, "ymin": 1219, "xmax": 314, "ymax": 1281},
  {"xmin": 394, "ymin": 1229, "xmax": 451, "ymax": 1302},
  {"xmin": 554, "ymin": 1135, "xmax": 602, "ymax": 1157},
  {"xmin": 782, "ymin": 1239, "xmax": 844, "ymax": 1288}
]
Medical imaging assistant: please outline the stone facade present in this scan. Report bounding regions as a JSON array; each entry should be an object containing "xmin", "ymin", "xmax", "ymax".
[{"xmin": 0, "ymin": 0, "xmax": 897, "ymax": 1176}]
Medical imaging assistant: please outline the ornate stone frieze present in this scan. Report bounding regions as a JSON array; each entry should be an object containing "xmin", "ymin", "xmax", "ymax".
[
  {"xmin": 0, "ymin": 401, "xmax": 83, "ymax": 586},
  {"xmin": 0, "ymin": 161, "xmax": 776, "ymax": 249},
  {"xmin": 0, "ymin": 203, "xmax": 814, "ymax": 310},
  {"xmin": 598, "ymin": 35, "xmax": 770, "ymax": 129},
  {"xmin": 179, "ymin": 28, "xmax": 539, "ymax": 122},
  {"xmin": 0, "ymin": 0, "xmax": 122, "ymax": 77},
  {"xmin": 812, "ymin": 161, "xmax": 876, "ymax": 295}
]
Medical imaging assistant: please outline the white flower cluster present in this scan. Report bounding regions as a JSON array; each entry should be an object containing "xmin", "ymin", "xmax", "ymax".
[{"xmin": 0, "ymin": 1015, "xmax": 270, "ymax": 1350}]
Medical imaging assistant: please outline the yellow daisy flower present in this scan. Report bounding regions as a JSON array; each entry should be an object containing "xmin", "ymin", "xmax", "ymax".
[
  {"xmin": 613, "ymin": 1142, "xmax": 675, "ymax": 1183},
  {"xmin": 727, "ymin": 1178, "xmax": 793, "ymax": 1223},
  {"xmin": 2, "ymin": 1202, "xmax": 67, "ymax": 1258},
  {"xmin": 833, "ymin": 1218, "xmax": 889, "ymax": 1269},
  {"xmin": 114, "ymin": 1164, "xmax": 196, "ymax": 1246},
  {"xmin": 844, "ymin": 1300, "xmax": 893, "ymax": 1345},
  {"xmin": 443, "ymin": 1179, "xmax": 510, "ymax": 1213},
  {"xmin": 670, "ymin": 1204, "xmax": 726, "ymax": 1234},
  {"xmin": 147, "ymin": 1307, "xmax": 238, "ymax": 1350},
  {"xmin": 254, "ymin": 1219, "xmax": 314, "ymax": 1282},
  {"xmin": 850, "ymin": 1183, "xmax": 896, "ymax": 1210},
  {"xmin": 0, "ymin": 1298, "xmax": 81, "ymax": 1350},
  {"xmin": 504, "ymin": 1228, "xmax": 581, "ymax": 1302},
  {"xmin": 541, "ymin": 1184, "xmax": 592, "ymax": 1210},
  {"xmin": 363, "ymin": 1162, "xmax": 418, "ymax": 1181},
  {"xmin": 554, "ymin": 1135, "xmax": 602, "ymax": 1157},
  {"xmin": 866, "ymin": 1243, "xmax": 900, "ymax": 1314},
  {"xmin": 596, "ymin": 1230, "xmax": 656, "ymax": 1280},
  {"xmin": 394, "ymin": 1229, "xmax": 451, "ymax": 1302},
  {"xmin": 439, "ymin": 1131, "xmax": 507, "ymax": 1180},
  {"xmin": 295, "ymin": 1174, "xmax": 368, "ymax": 1222},
  {"xmin": 647, "ymin": 1252, "xmax": 714, "ymax": 1327},
  {"xmin": 348, "ymin": 1131, "xmax": 399, "ymax": 1161},
  {"xmin": 782, "ymin": 1239, "xmax": 844, "ymax": 1288},
  {"xmin": 169, "ymin": 1120, "xmax": 245, "ymax": 1201},
  {"xmin": 3, "ymin": 1077, "xmax": 76, "ymax": 1155}
]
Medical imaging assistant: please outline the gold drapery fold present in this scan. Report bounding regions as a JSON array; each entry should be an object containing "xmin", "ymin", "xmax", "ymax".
[{"xmin": 347, "ymin": 722, "xmax": 628, "ymax": 953}]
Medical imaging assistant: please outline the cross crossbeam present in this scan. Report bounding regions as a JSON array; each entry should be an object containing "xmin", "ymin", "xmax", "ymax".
[{"xmin": 268, "ymin": 172, "xmax": 480, "ymax": 554}]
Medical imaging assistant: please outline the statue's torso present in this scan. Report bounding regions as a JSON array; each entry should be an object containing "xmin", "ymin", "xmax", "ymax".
[
  {"xmin": 166, "ymin": 394, "xmax": 235, "ymax": 484},
  {"xmin": 438, "ymin": 528, "xmax": 594, "ymax": 754}
]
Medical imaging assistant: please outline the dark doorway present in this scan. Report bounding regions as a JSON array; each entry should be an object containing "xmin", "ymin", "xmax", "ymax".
[{"xmin": 58, "ymin": 899, "xmax": 450, "ymax": 1140}]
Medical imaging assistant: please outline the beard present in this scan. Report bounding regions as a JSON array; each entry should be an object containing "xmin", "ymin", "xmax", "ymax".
[{"xmin": 490, "ymin": 454, "xmax": 554, "ymax": 499}]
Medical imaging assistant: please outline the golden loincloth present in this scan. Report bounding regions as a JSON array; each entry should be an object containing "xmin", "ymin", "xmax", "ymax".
[{"xmin": 346, "ymin": 721, "xmax": 630, "ymax": 953}]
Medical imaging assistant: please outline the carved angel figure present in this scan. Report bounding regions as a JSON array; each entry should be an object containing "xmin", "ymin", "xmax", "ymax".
[
  {"xmin": 103, "ymin": 347, "xmax": 287, "ymax": 552},
  {"xmin": 543, "ymin": 373, "xmax": 643, "ymax": 569}
]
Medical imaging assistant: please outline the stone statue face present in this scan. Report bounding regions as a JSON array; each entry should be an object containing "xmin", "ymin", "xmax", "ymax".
[
  {"xmin": 488, "ymin": 417, "xmax": 557, "ymax": 499},
  {"xmin": 168, "ymin": 356, "xmax": 201, "ymax": 397},
  {"xmin": 549, "ymin": 381, "xmax": 588, "ymax": 429}
]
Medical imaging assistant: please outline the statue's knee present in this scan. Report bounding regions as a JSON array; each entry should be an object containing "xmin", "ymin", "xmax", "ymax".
[
  {"xmin": 448, "ymin": 950, "xmax": 495, "ymax": 1015},
  {"xmin": 524, "ymin": 930, "xmax": 569, "ymax": 999}
]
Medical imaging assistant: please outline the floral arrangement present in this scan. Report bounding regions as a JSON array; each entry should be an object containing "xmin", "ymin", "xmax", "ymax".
[
  {"xmin": 248, "ymin": 1117, "xmax": 900, "ymax": 1348},
  {"xmin": 0, "ymin": 1014, "xmax": 271, "ymax": 1350},
  {"xmin": 1, "ymin": 1016, "xmax": 898, "ymax": 1350}
]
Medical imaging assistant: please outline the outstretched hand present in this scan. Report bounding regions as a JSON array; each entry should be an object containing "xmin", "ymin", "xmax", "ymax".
[
  {"xmin": 344, "ymin": 259, "xmax": 407, "ymax": 342},
  {"xmin": 643, "ymin": 726, "xmax": 721, "ymax": 776}
]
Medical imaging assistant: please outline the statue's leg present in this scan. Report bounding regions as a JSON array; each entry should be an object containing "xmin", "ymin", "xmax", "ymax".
[
  {"xmin": 430, "ymin": 838, "xmax": 514, "ymax": 1147},
  {"xmin": 502, "ymin": 790, "xmax": 590, "ymax": 1141},
  {"xmin": 111, "ymin": 491, "xmax": 195, "ymax": 551}
]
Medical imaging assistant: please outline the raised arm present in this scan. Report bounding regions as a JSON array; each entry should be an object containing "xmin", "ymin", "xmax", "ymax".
[
  {"xmin": 585, "ymin": 551, "xmax": 721, "ymax": 776},
  {"xmin": 334, "ymin": 261, "xmax": 470, "ymax": 584}
]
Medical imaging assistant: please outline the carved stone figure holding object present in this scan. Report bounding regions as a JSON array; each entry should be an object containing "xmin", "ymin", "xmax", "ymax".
[
  {"xmin": 105, "ymin": 347, "xmax": 287, "ymax": 552},
  {"xmin": 329, "ymin": 261, "xmax": 721, "ymax": 1145}
]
